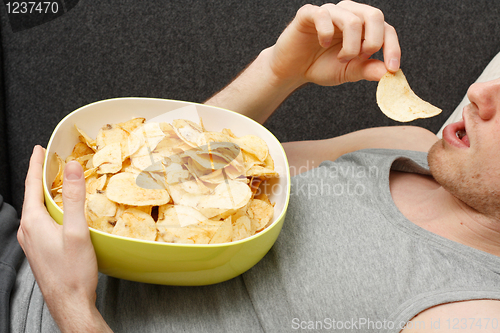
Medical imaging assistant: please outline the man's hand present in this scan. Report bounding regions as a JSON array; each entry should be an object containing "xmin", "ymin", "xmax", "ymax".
[
  {"xmin": 17, "ymin": 145, "xmax": 112, "ymax": 332},
  {"xmin": 205, "ymin": 1, "xmax": 400, "ymax": 123},
  {"xmin": 269, "ymin": 1, "xmax": 400, "ymax": 87}
]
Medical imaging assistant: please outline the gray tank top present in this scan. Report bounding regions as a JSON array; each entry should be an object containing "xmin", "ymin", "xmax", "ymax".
[{"xmin": 11, "ymin": 149, "xmax": 500, "ymax": 332}]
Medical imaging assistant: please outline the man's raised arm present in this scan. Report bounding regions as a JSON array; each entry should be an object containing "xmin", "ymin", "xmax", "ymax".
[{"xmin": 205, "ymin": 1, "xmax": 401, "ymax": 123}]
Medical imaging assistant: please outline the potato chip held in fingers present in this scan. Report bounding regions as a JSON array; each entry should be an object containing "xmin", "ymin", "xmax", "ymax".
[{"xmin": 376, "ymin": 69, "xmax": 442, "ymax": 122}]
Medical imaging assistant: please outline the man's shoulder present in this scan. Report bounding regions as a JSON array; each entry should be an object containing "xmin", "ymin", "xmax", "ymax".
[
  {"xmin": 401, "ymin": 300, "xmax": 500, "ymax": 333},
  {"xmin": 343, "ymin": 125, "xmax": 438, "ymax": 155}
]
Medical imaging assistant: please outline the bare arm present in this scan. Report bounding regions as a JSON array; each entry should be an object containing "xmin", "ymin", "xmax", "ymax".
[
  {"xmin": 205, "ymin": 47, "xmax": 298, "ymax": 124},
  {"xmin": 205, "ymin": 1, "xmax": 401, "ymax": 123},
  {"xmin": 400, "ymin": 300, "xmax": 500, "ymax": 333},
  {"xmin": 283, "ymin": 126, "xmax": 438, "ymax": 176}
]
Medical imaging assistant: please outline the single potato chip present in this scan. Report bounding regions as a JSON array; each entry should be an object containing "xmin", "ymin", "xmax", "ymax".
[
  {"xmin": 93, "ymin": 142, "xmax": 122, "ymax": 174},
  {"xmin": 231, "ymin": 214, "xmax": 253, "ymax": 242},
  {"xmin": 156, "ymin": 204, "xmax": 220, "ymax": 244},
  {"xmin": 231, "ymin": 134, "xmax": 268, "ymax": 162},
  {"xmin": 209, "ymin": 216, "xmax": 232, "ymax": 244},
  {"xmin": 248, "ymin": 198, "xmax": 274, "ymax": 232},
  {"xmin": 51, "ymin": 153, "xmax": 65, "ymax": 192},
  {"xmin": 87, "ymin": 192, "xmax": 117, "ymax": 218},
  {"xmin": 75, "ymin": 125, "xmax": 97, "ymax": 151},
  {"xmin": 106, "ymin": 172, "xmax": 171, "ymax": 206},
  {"xmin": 117, "ymin": 117, "xmax": 145, "ymax": 133},
  {"xmin": 88, "ymin": 216, "xmax": 117, "ymax": 234},
  {"xmin": 112, "ymin": 208, "xmax": 157, "ymax": 241},
  {"xmin": 198, "ymin": 180, "xmax": 252, "ymax": 211},
  {"xmin": 86, "ymin": 174, "xmax": 107, "ymax": 195},
  {"xmin": 68, "ymin": 142, "xmax": 95, "ymax": 161},
  {"xmin": 172, "ymin": 119, "xmax": 204, "ymax": 147},
  {"xmin": 376, "ymin": 69, "xmax": 442, "ymax": 122}
]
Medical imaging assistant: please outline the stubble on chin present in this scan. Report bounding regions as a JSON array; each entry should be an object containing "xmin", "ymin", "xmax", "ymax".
[
  {"xmin": 427, "ymin": 140, "xmax": 446, "ymax": 183},
  {"xmin": 427, "ymin": 139, "xmax": 500, "ymax": 219}
]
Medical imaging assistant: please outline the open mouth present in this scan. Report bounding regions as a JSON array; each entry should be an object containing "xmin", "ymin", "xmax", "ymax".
[
  {"xmin": 456, "ymin": 128, "xmax": 470, "ymax": 147},
  {"xmin": 443, "ymin": 119, "xmax": 470, "ymax": 148}
]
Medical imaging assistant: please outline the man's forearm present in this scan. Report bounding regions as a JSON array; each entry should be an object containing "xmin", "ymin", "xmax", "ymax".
[{"xmin": 204, "ymin": 47, "xmax": 302, "ymax": 124}]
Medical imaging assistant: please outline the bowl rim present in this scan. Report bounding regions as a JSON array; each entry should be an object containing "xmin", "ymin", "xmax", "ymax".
[{"xmin": 43, "ymin": 97, "xmax": 291, "ymax": 248}]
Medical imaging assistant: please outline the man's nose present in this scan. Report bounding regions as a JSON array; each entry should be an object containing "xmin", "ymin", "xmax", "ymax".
[{"xmin": 466, "ymin": 78, "xmax": 500, "ymax": 121}]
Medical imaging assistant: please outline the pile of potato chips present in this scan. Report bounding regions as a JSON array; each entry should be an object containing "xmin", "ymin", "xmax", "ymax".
[{"xmin": 50, "ymin": 117, "xmax": 278, "ymax": 244}]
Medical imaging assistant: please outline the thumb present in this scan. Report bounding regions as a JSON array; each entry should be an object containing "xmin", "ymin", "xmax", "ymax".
[{"xmin": 62, "ymin": 161, "xmax": 88, "ymax": 236}]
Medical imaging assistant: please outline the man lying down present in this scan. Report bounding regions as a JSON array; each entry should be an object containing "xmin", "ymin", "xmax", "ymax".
[{"xmin": 13, "ymin": 1, "xmax": 500, "ymax": 332}]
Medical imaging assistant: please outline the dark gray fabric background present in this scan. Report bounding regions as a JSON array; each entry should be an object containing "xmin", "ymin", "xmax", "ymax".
[{"xmin": 0, "ymin": 0, "xmax": 499, "ymax": 213}]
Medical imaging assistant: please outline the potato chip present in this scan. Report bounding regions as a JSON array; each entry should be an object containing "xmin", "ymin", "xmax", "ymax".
[
  {"xmin": 112, "ymin": 208, "xmax": 157, "ymax": 241},
  {"xmin": 243, "ymin": 150, "xmax": 264, "ymax": 171},
  {"xmin": 263, "ymin": 152, "xmax": 274, "ymax": 170},
  {"xmin": 376, "ymin": 69, "xmax": 442, "ymax": 122},
  {"xmin": 246, "ymin": 165, "xmax": 279, "ymax": 178},
  {"xmin": 84, "ymin": 167, "xmax": 98, "ymax": 179},
  {"xmin": 53, "ymin": 193, "xmax": 63, "ymax": 209},
  {"xmin": 159, "ymin": 122, "xmax": 177, "ymax": 137},
  {"xmin": 247, "ymin": 198, "xmax": 274, "ymax": 232},
  {"xmin": 209, "ymin": 216, "xmax": 232, "ymax": 244},
  {"xmin": 88, "ymin": 216, "xmax": 117, "ymax": 234},
  {"xmin": 129, "ymin": 122, "xmax": 167, "ymax": 171},
  {"xmin": 85, "ymin": 156, "xmax": 94, "ymax": 170},
  {"xmin": 160, "ymin": 204, "xmax": 207, "ymax": 227},
  {"xmin": 156, "ymin": 204, "xmax": 220, "ymax": 244},
  {"xmin": 172, "ymin": 119, "xmax": 204, "ymax": 147},
  {"xmin": 117, "ymin": 117, "xmax": 145, "ymax": 133},
  {"xmin": 67, "ymin": 142, "xmax": 95, "ymax": 161},
  {"xmin": 197, "ymin": 131, "xmax": 232, "ymax": 146},
  {"xmin": 74, "ymin": 153, "xmax": 94, "ymax": 169},
  {"xmin": 96, "ymin": 122, "xmax": 142, "ymax": 160},
  {"xmin": 86, "ymin": 174, "xmax": 107, "ymax": 195},
  {"xmin": 130, "ymin": 145, "xmax": 165, "ymax": 172},
  {"xmin": 198, "ymin": 180, "xmax": 251, "ymax": 211},
  {"xmin": 75, "ymin": 125, "xmax": 97, "ymax": 151},
  {"xmin": 51, "ymin": 153, "xmax": 65, "ymax": 192},
  {"xmin": 221, "ymin": 128, "xmax": 237, "ymax": 139},
  {"xmin": 153, "ymin": 137, "xmax": 181, "ymax": 159},
  {"xmin": 231, "ymin": 134, "xmax": 268, "ymax": 162},
  {"xmin": 231, "ymin": 214, "xmax": 253, "ymax": 242},
  {"xmin": 106, "ymin": 172, "xmax": 171, "ymax": 206},
  {"xmin": 96, "ymin": 124, "xmax": 126, "ymax": 150},
  {"xmin": 87, "ymin": 192, "xmax": 117, "ymax": 220},
  {"xmin": 92, "ymin": 142, "xmax": 122, "ymax": 174},
  {"xmin": 115, "ymin": 204, "xmax": 127, "ymax": 220}
]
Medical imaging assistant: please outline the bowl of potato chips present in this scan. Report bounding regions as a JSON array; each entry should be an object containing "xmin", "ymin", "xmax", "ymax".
[{"xmin": 43, "ymin": 98, "xmax": 290, "ymax": 286}]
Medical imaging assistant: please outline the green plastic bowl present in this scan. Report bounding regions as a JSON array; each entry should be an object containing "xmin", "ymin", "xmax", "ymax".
[{"xmin": 43, "ymin": 98, "xmax": 290, "ymax": 286}]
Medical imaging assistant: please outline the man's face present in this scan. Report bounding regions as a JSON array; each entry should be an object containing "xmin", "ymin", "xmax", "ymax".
[{"xmin": 428, "ymin": 78, "xmax": 500, "ymax": 219}]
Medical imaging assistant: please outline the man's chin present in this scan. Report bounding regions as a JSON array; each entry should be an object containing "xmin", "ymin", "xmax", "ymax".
[
  {"xmin": 427, "ymin": 139, "xmax": 444, "ymax": 176},
  {"xmin": 427, "ymin": 139, "xmax": 457, "ymax": 195}
]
